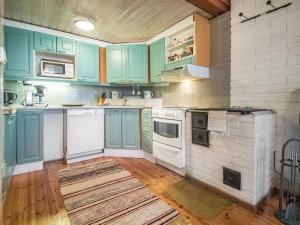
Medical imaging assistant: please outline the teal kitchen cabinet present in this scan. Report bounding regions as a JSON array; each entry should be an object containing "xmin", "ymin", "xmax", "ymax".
[
  {"xmin": 57, "ymin": 37, "xmax": 76, "ymax": 55},
  {"xmin": 34, "ymin": 32, "xmax": 56, "ymax": 52},
  {"xmin": 76, "ymin": 42, "xmax": 100, "ymax": 82},
  {"xmin": 106, "ymin": 45, "xmax": 128, "ymax": 83},
  {"xmin": 150, "ymin": 38, "xmax": 165, "ymax": 82},
  {"xmin": 128, "ymin": 44, "xmax": 148, "ymax": 83},
  {"xmin": 4, "ymin": 26, "xmax": 33, "ymax": 79},
  {"xmin": 106, "ymin": 44, "xmax": 148, "ymax": 83},
  {"xmin": 141, "ymin": 109, "xmax": 153, "ymax": 154},
  {"xmin": 17, "ymin": 110, "xmax": 44, "ymax": 164},
  {"xmin": 122, "ymin": 109, "xmax": 140, "ymax": 149},
  {"xmin": 2, "ymin": 114, "xmax": 17, "ymax": 199},
  {"xmin": 105, "ymin": 109, "xmax": 140, "ymax": 149},
  {"xmin": 105, "ymin": 109, "xmax": 122, "ymax": 148}
]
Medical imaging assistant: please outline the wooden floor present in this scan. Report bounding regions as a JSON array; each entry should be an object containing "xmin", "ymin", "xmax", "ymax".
[{"xmin": 3, "ymin": 157, "xmax": 283, "ymax": 225}]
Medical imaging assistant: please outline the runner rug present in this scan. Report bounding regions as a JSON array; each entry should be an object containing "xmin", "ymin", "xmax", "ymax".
[{"xmin": 57, "ymin": 159, "xmax": 191, "ymax": 225}]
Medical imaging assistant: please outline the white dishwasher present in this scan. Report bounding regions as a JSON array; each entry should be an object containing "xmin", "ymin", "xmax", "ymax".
[{"xmin": 64, "ymin": 108, "xmax": 105, "ymax": 163}]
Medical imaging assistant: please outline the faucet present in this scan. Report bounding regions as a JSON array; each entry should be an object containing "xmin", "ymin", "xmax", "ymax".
[{"xmin": 123, "ymin": 97, "xmax": 128, "ymax": 106}]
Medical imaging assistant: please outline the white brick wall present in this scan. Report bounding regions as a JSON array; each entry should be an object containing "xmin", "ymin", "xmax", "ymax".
[
  {"xmin": 186, "ymin": 111, "xmax": 274, "ymax": 205},
  {"xmin": 231, "ymin": 0, "xmax": 300, "ymax": 187}
]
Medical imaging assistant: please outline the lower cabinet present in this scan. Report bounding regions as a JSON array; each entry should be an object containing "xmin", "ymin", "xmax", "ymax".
[
  {"xmin": 141, "ymin": 109, "xmax": 153, "ymax": 154},
  {"xmin": 105, "ymin": 109, "xmax": 140, "ymax": 150},
  {"xmin": 105, "ymin": 109, "xmax": 122, "ymax": 149},
  {"xmin": 2, "ymin": 114, "xmax": 17, "ymax": 199},
  {"xmin": 17, "ymin": 110, "xmax": 44, "ymax": 164}
]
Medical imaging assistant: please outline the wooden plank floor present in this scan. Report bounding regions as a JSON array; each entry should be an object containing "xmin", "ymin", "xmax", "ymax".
[{"xmin": 3, "ymin": 157, "xmax": 283, "ymax": 225}]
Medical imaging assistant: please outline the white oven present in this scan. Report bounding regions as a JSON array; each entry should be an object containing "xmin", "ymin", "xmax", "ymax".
[
  {"xmin": 152, "ymin": 108, "xmax": 186, "ymax": 170},
  {"xmin": 40, "ymin": 59, "xmax": 74, "ymax": 79}
]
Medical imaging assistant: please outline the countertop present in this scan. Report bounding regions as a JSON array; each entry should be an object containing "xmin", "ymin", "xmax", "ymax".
[{"xmin": 2, "ymin": 104, "xmax": 146, "ymax": 114}]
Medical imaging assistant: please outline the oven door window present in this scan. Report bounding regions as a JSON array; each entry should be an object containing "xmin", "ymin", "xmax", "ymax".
[
  {"xmin": 154, "ymin": 121, "xmax": 178, "ymax": 138},
  {"xmin": 43, "ymin": 62, "xmax": 65, "ymax": 74}
]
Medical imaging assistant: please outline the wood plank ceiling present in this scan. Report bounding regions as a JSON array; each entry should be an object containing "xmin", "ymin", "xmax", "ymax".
[{"xmin": 3, "ymin": 0, "xmax": 229, "ymax": 43}]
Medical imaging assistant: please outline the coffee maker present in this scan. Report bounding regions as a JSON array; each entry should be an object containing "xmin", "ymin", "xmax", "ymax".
[{"xmin": 33, "ymin": 85, "xmax": 47, "ymax": 105}]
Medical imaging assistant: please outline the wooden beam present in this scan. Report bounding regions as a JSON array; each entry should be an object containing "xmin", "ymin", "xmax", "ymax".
[{"xmin": 185, "ymin": 0, "xmax": 230, "ymax": 16}]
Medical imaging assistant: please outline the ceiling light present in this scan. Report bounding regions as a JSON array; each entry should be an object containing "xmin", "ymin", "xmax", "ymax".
[{"xmin": 75, "ymin": 19, "xmax": 95, "ymax": 31}]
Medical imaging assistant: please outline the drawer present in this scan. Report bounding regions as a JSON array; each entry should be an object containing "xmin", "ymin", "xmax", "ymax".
[
  {"xmin": 153, "ymin": 141, "xmax": 183, "ymax": 168},
  {"xmin": 142, "ymin": 109, "xmax": 152, "ymax": 118}
]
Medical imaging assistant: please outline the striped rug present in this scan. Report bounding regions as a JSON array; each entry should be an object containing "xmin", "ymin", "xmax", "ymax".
[{"xmin": 58, "ymin": 159, "xmax": 191, "ymax": 225}]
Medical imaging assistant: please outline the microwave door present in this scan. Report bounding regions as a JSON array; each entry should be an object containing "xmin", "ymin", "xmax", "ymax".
[{"xmin": 43, "ymin": 62, "xmax": 65, "ymax": 75}]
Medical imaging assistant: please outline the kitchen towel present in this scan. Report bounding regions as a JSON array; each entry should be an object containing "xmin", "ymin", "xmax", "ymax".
[{"xmin": 207, "ymin": 111, "xmax": 227, "ymax": 132}]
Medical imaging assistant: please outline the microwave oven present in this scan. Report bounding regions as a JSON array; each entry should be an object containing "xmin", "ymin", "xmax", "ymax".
[{"xmin": 40, "ymin": 59, "xmax": 74, "ymax": 79}]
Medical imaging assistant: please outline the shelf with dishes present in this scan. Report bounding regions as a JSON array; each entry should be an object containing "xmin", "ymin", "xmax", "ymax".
[{"xmin": 165, "ymin": 24, "xmax": 195, "ymax": 64}]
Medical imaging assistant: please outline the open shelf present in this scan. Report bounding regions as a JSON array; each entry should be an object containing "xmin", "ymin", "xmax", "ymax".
[{"xmin": 167, "ymin": 38, "xmax": 194, "ymax": 52}]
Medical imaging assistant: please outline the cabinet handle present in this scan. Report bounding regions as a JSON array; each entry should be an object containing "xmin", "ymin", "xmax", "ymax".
[{"xmin": 46, "ymin": 49, "xmax": 53, "ymax": 51}]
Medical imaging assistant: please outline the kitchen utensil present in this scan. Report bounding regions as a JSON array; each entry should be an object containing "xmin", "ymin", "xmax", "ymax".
[
  {"xmin": 3, "ymin": 90, "xmax": 18, "ymax": 105},
  {"xmin": 111, "ymin": 91, "xmax": 121, "ymax": 99},
  {"xmin": 144, "ymin": 91, "xmax": 153, "ymax": 99},
  {"xmin": 98, "ymin": 92, "xmax": 107, "ymax": 105},
  {"xmin": 131, "ymin": 84, "xmax": 135, "ymax": 96},
  {"xmin": 137, "ymin": 84, "xmax": 141, "ymax": 96}
]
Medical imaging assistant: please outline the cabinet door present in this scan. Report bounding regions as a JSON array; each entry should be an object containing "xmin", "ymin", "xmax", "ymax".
[
  {"xmin": 4, "ymin": 114, "xmax": 17, "ymax": 172},
  {"xmin": 17, "ymin": 110, "xmax": 44, "ymax": 164},
  {"xmin": 76, "ymin": 42, "xmax": 99, "ymax": 82},
  {"xmin": 34, "ymin": 32, "xmax": 56, "ymax": 52},
  {"xmin": 105, "ymin": 109, "xmax": 122, "ymax": 149},
  {"xmin": 4, "ymin": 26, "xmax": 33, "ymax": 79},
  {"xmin": 106, "ymin": 46, "xmax": 127, "ymax": 83},
  {"xmin": 128, "ymin": 44, "xmax": 148, "ymax": 83},
  {"xmin": 122, "ymin": 109, "xmax": 140, "ymax": 150},
  {"xmin": 150, "ymin": 38, "xmax": 165, "ymax": 82},
  {"xmin": 57, "ymin": 37, "xmax": 76, "ymax": 55}
]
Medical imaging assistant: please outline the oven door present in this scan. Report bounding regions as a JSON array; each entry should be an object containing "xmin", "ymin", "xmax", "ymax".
[{"xmin": 153, "ymin": 118, "xmax": 182, "ymax": 149}]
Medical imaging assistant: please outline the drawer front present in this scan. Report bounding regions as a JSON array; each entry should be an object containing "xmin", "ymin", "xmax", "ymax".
[
  {"xmin": 192, "ymin": 112, "xmax": 208, "ymax": 129},
  {"xmin": 142, "ymin": 109, "xmax": 152, "ymax": 118},
  {"xmin": 153, "ymin": 141, "xmax": 183, "ymax": 168}
]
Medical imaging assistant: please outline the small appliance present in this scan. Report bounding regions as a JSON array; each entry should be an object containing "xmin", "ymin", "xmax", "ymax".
[
  {"xmin": 33, "ymin": 85, "xmax": 47, "ymax": 105},
  {"xmin": 3, "ymin": 90, "xmax": 18, "ymax": 105},
  {"xmin": 144, "ymin": 91, "xmax": 153, "ymax": 99},
  {"xmin": 111, "ymin": 91, "xmax": 121, "ymax": 99},
  {"xmin": 40, "ymin": 59, "xmax": 74, "ymax": 79}
]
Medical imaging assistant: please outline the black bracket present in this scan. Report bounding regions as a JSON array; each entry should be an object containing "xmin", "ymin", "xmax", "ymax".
[
  {"xmin": 239, "ymin": 1, "xmax": 292, "ymax": 24},
  {"xmin": 266, "ymin": 0, "xmax": 292, "ymax": 14}
]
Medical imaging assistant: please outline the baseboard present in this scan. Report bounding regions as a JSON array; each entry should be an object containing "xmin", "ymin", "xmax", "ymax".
[
  {"xmin": 65, "ymin": 153, "xmax": 104, "ymax": 164},
  {"xmin": 104, "ymin": 149, "xmax": 144, "ymax": 158},
  {"xmin": 13, "ymin": 161, "xmax": 43, "ymax": 175}
]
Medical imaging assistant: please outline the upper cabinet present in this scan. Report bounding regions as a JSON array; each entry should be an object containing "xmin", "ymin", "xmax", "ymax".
[
  {"xmin": 4, "ymin": 26, "xmax": 34, "ymax": 79},
  {"xmin": 57, "ymin": 37, "xmax": 77, "ymax": 55},
  {"xmin": 128, "ymin": 44, "xmax": 148, "ymax": 83},
  {"xmin": 106, "ymin": 44, "xmax": 148, "ymax": 83},
  {"xmin": 76, "ymin": 42, "xmax": 100, "ymax": 83},
  {"xmin": 34, "ymin": 33, "xmax": 76, "ymax": 55},
  {"xmin": 34, "ymin": 32, "xmax": 56, "ymax": 52},
  {"xmin": 106, "ymin": 45, "xmax": 128, "ymax": 83},
  {"xmin": 150, "ymin": 38, "xmax": 165, "ymax": 82}
]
